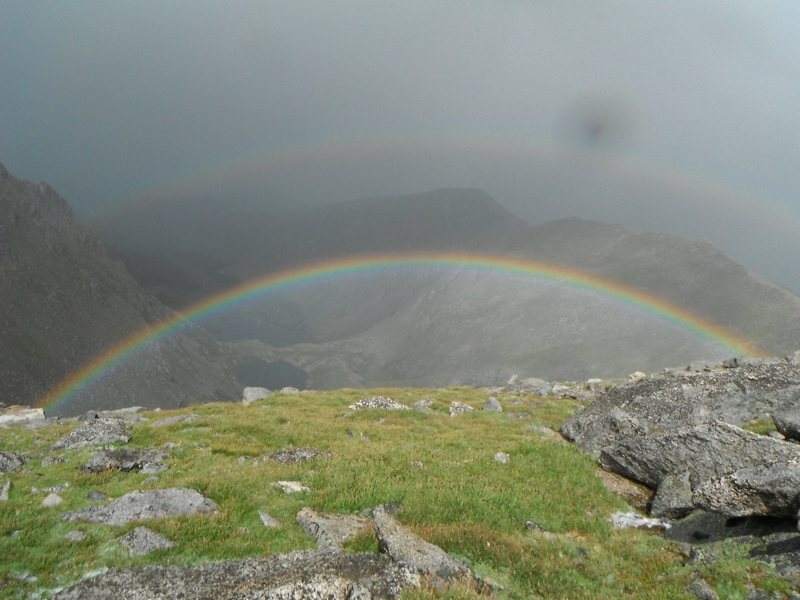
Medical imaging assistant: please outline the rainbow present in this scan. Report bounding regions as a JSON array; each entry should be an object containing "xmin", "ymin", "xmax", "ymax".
[{"xmin": 38, "ymin": 252, "xmax": 764, "ymax": 414}]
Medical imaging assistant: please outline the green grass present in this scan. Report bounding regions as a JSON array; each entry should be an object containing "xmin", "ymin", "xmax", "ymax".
[{"xmin": 0, "ymin": 388, "xmax": 791, "ymax": 598}]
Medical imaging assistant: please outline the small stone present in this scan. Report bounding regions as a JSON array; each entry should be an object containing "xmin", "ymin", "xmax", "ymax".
[
  {"xmin": 42, "ymin": 493, "xmax": 63, "ymax": 508},
  {"xmin": 87, "ymin": 490, "xmax": 107, "ymax": 501},
  {"xmin": 42, "ymin": 455, "xmax": 65, "ymax": 467},
  {"xmin": 259, "ymin": 511, "xmax": 281, "ymax": 528},
  {"xmin": 118, "ymin": 526, "xmax": 174, "ymax": 556},
  {"xmin": 46, "ymin": 483, "xmax": 70, "ymax": 494},
  {"xmin": 411, "ymin": 461, "xmax": 424, "ymax": 470},
  {"xmin": 688, "ymin": 576, "xmax": 719, "ymax": 600},
  {"xmin": 65, "ymin": 531, "xmax": 86, "ymax": 543},
  {"xmin": 141, "ymin": 463, "xmax": 168, "ymax": 475},
  {"xmin": 449, "ymin": 401, "xmax": 474, "ymax": 416},
  {"xmin": 483, "ymin": 397, "xmax": 503, "ymax": 412},
  {"xmin": 0, "ymin": 479, "xmax": 10, "ymax": 502},
  {"xmin": 279, "ymin": 387, "xmax": 301, "ymax": 395},
  {"xmin": 237, "ymin": 456, "xmax": 249, "ymax": 464},
  {"xmin": 494, "ymin": 452, "xmax": 510, "ymax": 464},
  {"xmin": 272, "ymin": 481, "xmax": 310, "ymax": 494},
  {"xmin": 525, "ymin": 520, "xmax": 543, "ymax": 531}
]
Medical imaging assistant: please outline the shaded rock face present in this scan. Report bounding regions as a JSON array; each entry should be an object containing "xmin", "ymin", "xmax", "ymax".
[
  {"xmin": 563, "ymin": 358, "xmax": 800, "ymax": 519},
  {"xmin": 0, "ymin": 166, "xmax": 240, "ymax": 417},
  {"xmin": 51, "ymin": 418, "xmax": 132, "ymax": 450},
  {"xmin": 63, "ymin": 488, "xmax": 217, "ymax": 526},
  {"xmin": 54, "ymin": 549, "xmax": 420, "ymax": 600}
]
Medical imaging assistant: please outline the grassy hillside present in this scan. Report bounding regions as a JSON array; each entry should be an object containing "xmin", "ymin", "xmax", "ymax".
[{"xmin": 0, "ymin": 388, "xmax": 790, "ymax": 598}]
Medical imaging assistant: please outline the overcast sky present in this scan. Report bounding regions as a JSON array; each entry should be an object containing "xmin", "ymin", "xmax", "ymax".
[{"xmin": 2, "ymin": 1, "xmax": 800, "ymax": 291}]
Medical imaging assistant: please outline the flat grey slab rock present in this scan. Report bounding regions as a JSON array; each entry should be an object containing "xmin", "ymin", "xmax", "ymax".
[
  {"xmin": 53, "ymin": 549, "xmax": 420, "ymax": 599},
  {"xmin": 599, "ymin": 421, "xmax": 800, "ymax": 490},
  {"xmin": 296, "ymin": 507, "xmax": 372, "ymax": 549},
  {"xmin": 150, "ymin": 414, "xmax": 199, "ymax": 427},
  {"xmin": 0, "ymin": 451, "xmax": 25, "ymax": 473},
  {"xmin": 63, "ymin": 488, "xmax": 217, "ymax": 526},
  {"xmin": 373, "ymin": 506, "xmax": 473, "ymax": 587},
  {"xmin": 51, "ymin": 418, "xmax": 132, "ymax": 450},
  {"xmin": 81, "ymin": 447, "xmax": 169, "ymax": 473},
  {"xmin": 118, "ymin": 526, "xmax": 174, "ymax": 556}
]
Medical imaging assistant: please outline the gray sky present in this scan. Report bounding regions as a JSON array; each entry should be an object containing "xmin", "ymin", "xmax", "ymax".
[{"xmin": 2, "ymin": 1, "xmax": 800, "ymax": 290}]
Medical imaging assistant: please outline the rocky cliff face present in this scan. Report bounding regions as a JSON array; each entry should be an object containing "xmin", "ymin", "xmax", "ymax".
[{"xmin": 0, "ymin": 164, "xmax": 239, "ymax": 416}]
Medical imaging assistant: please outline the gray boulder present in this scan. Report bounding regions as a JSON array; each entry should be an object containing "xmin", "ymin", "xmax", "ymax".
[
  {"xmin": 0, "ymin": 451, "xmax": 25, "ymax": 473},
  {"xmin": 54, "ymin": 549, "xmax": 420, "ymax": 599},
  {"xmin": 296, "ymin": 507, "xmax": 372, "ymax": 550},
  {"xmin": 483, "ymin": 397, "xmax": 503, "ymax": 412},
  {"xmin": 373, "ymin": 506, "xmax": 473, "ymax": 588},
  {"xmin": 599, "ymin": 421, "xmax": 800, "ymax": 489},
  {"xmin": 63, "ymin": 488, "xmax": 217, "ymax": 526},
  {"xmin": 80, "ymin": 448, "xmax": 168, "ymax": 473},
  {"xmin": 118, "ymin": 526, "xmax": 174, "ymax": 556},
  {"xmin": 242, "ymin": 387, "xmax": 271, "ymax": 404},
  {"xmin": 693, "ymin": 463, "xmax": 800, "ymax": 517},
  {"xmin": 51, "ymin": 418, "xmax": 131, "ymax": 450}
]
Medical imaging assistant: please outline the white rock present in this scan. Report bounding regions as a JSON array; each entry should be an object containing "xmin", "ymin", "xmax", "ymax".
[
  {"xmin": 610, "ymin": 511, "xmax": 670, "ymax": 530},
  {"xmin": 0, "ymin": 479, "xmax": 10, "ymax": 502},
  {"xmin": 42, "ymin": 493, "xmax": 63, "ymax": 508},
  {"xmin": 0, "ymin": 407, "xmax": 45, "ymax": 426},
  {"xmin": 272, "ymin": 481, "xmax": 310, "ymax": 494},
  {"xmin": 259, "ymin": 511, "xmax": 281, "ymax": 528},
  {"xmin": 494, "ymin": 452, "xmax": 510, "ymax": 464},
  {"xmin": 628, "ymin": 371, "xmax": 647, "ymax": 381},
  {"xmin": 242, "ymin": 387, "xmax": 272, "ymax": 404}
]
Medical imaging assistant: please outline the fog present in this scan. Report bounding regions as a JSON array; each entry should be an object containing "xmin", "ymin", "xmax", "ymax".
[{"xmin": 2, "ymin": 1, "xmax": 799, "ymax": 291}]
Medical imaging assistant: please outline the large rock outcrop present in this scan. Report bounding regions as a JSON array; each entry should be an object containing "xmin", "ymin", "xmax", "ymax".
[{"xmin": 563, "ymin": 357, "xmax": 800, "ymax": 519}]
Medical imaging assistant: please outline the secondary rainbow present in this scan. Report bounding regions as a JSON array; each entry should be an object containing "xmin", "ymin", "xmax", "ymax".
[{"xmin": 38, "ymin": 252, "xmax": 765, "ymax": 413}]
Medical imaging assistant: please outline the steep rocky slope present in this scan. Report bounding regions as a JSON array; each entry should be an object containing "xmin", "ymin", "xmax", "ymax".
[{"xmin": 0, "ymin": 164, "xmax": 239, "ymax": 416}]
